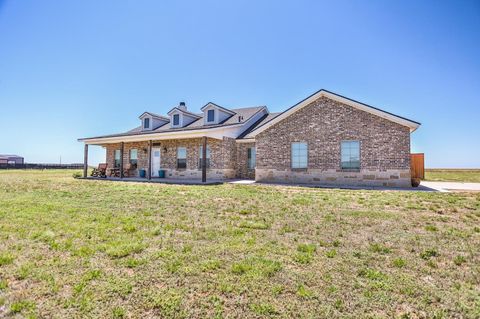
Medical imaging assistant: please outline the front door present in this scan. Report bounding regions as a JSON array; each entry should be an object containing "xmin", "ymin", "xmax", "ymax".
[{"xmin": 151, "ymin": 147, "xmax": 161, "ymax": 177}]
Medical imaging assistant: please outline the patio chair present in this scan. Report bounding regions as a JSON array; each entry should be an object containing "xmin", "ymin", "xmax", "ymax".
[
  {"xmin": 91, "ymin": 163, "xmax": 108, "ymax": 178},
  {"xmin": 123, "ymin": 163, "xmax": 136, "ymax": 177}
]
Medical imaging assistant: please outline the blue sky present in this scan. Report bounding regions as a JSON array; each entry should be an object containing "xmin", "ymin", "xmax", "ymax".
[{"xmin": 0, "ymin": 0, "xmax": 479, "ymax": 167}]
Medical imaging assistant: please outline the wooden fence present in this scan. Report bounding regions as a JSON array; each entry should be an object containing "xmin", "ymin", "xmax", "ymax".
[
  {"xmin": 0, "ymin": 163, "xmax": 84, "ymax": 170},
  {"xmin": 410, "ymin": 153, "xmax": 425, "ymax": 180}
]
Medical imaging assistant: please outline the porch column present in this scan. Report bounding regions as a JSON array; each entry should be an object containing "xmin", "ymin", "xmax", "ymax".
[
  {"xmin": 202, "ymin": 136, "xmax": 207, "ymax": 183},
  {"xmin": 83, "ymin": 144, "xmax": 88, "ymax": 178},
  {"xmin": 148, "ymin": 140, "xmax": 152, "ymax": 180},
  {"xmin": 120, "ymin": 142, "xmax": 124, "ymax": 178}
]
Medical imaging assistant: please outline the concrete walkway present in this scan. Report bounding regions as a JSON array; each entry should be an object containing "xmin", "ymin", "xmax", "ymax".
[{"xmin": 420, "ymin": 181, "xmax": 480, "ymax": 192}]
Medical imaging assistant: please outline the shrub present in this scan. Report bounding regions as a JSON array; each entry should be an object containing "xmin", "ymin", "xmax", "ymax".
[
  {"xmin": 420, "ymin": 249, "xmax": 439, "ymax": 260},
  {"xmin": 392, "ymin": 258, "xmax": 406, "ymax": 268},
  {"xmin": 72, "ymin": 171, "xmax": 82, "ymax": 178}
]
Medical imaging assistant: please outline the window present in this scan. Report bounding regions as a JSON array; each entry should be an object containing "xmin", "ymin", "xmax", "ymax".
[
  {"xmin": 198, "ymin": 145, "xmax": 211, "ymax": 168},
  {"xmin": 291, "ymin": 142, "xmax": 308, "ymax": 169},
  {"xmin": 114, "ymin": 149, "xmax": 121, "ymax": 167},
  {"xmin": 177, "ymin": 147, "xmax": 187, "ymax": 169},
  {"xmin": 173, "ymin": 114, "xmax": 180, "ymax": 126},
  {"xmin": 144, "ymin": 118, "xmax": 150, "ymax": 129},
  {"xmin": 247, "ymin": 147, "xmax": 256, "ymax": 169},
  {"xmin": 207, "ymin": 109, "xmax": 215, "ymax": 122},
  {"xmin": 129, "ymin": 149, "xmax": 138, "ymax": 167},
  {"xmin": 341, "ymin": 141, "xmax": 360, "ymax": 169}
]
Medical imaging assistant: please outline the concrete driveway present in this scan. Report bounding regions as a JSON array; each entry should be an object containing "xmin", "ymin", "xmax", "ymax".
[{"xmin": 419, "ymin": 181, "xmax": 480, "ymax": 192}]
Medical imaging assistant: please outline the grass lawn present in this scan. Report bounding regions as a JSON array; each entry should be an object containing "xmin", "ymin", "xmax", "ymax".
[
  {"xmin": 0, "ymin": 170, "xmax": 479, "ymax": 318},
  {"xmin": 425, "ymin": 169, "xmax": 480, "ymax": 183}
]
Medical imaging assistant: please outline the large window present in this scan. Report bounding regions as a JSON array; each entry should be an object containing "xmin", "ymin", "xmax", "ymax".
[
  {"xmin": 114, "ymin": 149, "xmax": 121, "ymax": 168},
  {"xmin": 247, "ymin": 147, "xmax": 256, "ymax": 169},
  {"xmin": 129, "ymin": 149, "xmax": 138, "ymax": 167},
  {"xmin": 291, "ymin": 142, "xmax": 308, "ymax": 169},
  {"xmin": 198, "ymin": 145, "xmax": 211, "ymax": 168},
  {"xmin": 207, "ymin": 109, "xmax": 215, "ymax": 122},
  {"xmin": 144, "ymin": 118, "xmax": 150, "ymax": 129},
  {"xmin": 177, "ymin": 147, "xmax": 187, "ymax": 169},
  {"xmin": 173, "ymin": 114, "xmax": 180, "ymax": 126},
  {"xmin": 341, "ymin": 141, "xmax": 360, "ymax": 169}
]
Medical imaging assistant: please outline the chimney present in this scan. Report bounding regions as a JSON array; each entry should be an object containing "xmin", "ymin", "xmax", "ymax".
[{"xmin": 178, "ymin": 102, "xmax": 187, "ymax": 111}]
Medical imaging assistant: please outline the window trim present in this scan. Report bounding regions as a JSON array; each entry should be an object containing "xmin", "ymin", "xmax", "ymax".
[
  {"xmin": 291, "ymin": 142, "xmax": 308, "ymax": 169},
  {"xmin": 207, "ymin": 109, "xmax": 215, "ymax": 123},
  {"xmin": 129, "ymin": 149, "xmax": 138, "ymax": 167},
  {"xmin": 247, "ymin": 147, "xmax": 256, "ymax": 169},
  {"xmin": 114, "ymin": 149, "xmax": 121, "ymax": 168},
  {"xmin": 198, "ymin": 145, "xmax": 211, "ymax": 169},
  {"xmin": 177, "ymin": 146, "xmax": 187, "ymax": 169},
  {"xmin": 172, "ymin": 114, "xmax": 180, "ymax": 126},
  {"xmin": 143, "ymin": 118, "xmax": 150, "ymax": 129},
  {"xmin": 340, "ymin": 140, "xmax": 361, "ymax": 171}
]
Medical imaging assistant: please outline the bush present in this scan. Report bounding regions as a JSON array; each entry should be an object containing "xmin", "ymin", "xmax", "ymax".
[{"xmin": 72, "ymin": 172, "xmax": 82, "ymax": 179}]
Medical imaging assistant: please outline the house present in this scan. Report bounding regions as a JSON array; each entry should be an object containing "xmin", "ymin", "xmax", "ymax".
[
  {"xmin": 78, "ymin": 89, "xmax": 420, "ymax": 187},
  {"xmin": 0, "ymin": 154, "xmax": 24, "ymax": 165}
]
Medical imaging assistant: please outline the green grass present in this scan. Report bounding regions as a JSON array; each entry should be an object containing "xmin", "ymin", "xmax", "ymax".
[
  {"xmin": 425, "ymin": 169, "xmax": 480, "ymax": 183},
  {"xmin": 0, "ymin": 170, "xmax": 479, "ymax": 318}
]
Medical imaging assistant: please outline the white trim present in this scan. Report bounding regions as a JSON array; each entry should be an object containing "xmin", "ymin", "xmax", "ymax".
[
  {"xmin": 245, "ymin": 90, "xmax": 420, "ymax": 138},
  {"xmin": 236, "ymin": 138, "xmax": 255, "ymax": 143}
]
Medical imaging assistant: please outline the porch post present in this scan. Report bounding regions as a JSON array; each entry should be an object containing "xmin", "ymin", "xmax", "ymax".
[
  {"xmin": 83, "ymin": 144, "xmax": 88, "ymax": 178},
  {"xmin": 120, "ymin": 142, "xmax": 124, "ymax": 178},
  {"xmin": 148, "ymin": 140, "xmax": 152, "ymax": 180},
  {"xmin": 202, "ymin": 136, "xmax": 207, "ymax": 183}
]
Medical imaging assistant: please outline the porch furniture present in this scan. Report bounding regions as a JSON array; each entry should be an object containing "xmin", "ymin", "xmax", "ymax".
[
  {"xmin": 123, "ymin": 163, "xmax": 136, "ymax": 177},
  {"xmin": 109, "ymin": 167, "xmax": 121, "ymax": 178},
  {"xmin": 91, "ymin": 163, "xmax": 108, "ymax": 178}
]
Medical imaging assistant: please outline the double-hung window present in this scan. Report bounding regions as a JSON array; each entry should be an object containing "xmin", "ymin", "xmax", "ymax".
[
  {"xmin": 114, "ymin": 149, "xmax": 121, "ymax": 168},
  {"xmin": 341, "ymin": 141, "xmax": 360, "ymax": 169},
  {"xmin": 177, "ymin": 147, "xmax": 187, "ymax": 169},
  {"xmin": 129, "ymin": 149, "xmax": 138, "ymax": 167},
  {"xmin": 291, "ymin": 142, "xmax": 308, "ymax": 169},
  {"xmin": 198, "ymin": 145, "xmax": 211, "ymax": 169},
  {"xmin": 247, "ymin": 147, "xmax": 256, "ymax": 169}
]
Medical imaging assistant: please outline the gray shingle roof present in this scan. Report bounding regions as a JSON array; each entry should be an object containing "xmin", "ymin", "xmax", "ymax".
[{"xmin": 81, "ymin": 106, "xmax": 267, "ymax": 140}]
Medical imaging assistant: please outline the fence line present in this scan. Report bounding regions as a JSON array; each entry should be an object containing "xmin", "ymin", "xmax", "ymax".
[{"xmin": 0, "ymin": 163, "xmax": 84, "ymax": 170}]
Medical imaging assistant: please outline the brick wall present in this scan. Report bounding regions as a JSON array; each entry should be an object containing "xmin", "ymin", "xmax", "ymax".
[
  {"xmin": 255, "ymin": 96, "xmax": 412, "ymax": 187},
  {"xmin": 102, "ymin": 137, "xmax": 237, "ymax": 179}
]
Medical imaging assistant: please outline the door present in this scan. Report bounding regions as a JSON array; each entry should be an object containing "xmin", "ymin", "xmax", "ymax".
[{"xmin": 151, "ymin": 147, "xmax": 161, "ymax": 177}]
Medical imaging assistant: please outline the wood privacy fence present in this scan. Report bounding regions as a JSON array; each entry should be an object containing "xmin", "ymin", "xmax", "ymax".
[
  {"xmin": 0, "ymin": 163, "xmax": 84, "ymax": 170},
  {"xmin": 410, "ymin": 153, "xmax": 425, "ymax": 180}
]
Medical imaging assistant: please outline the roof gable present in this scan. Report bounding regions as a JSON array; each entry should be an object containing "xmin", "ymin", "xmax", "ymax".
[{"xmin": 245, "ymin": 89, "xmax": 420, "ymax": 138}]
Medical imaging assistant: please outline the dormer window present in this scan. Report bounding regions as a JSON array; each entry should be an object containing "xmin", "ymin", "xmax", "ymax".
[
  {"xmin": 207, "ymin": 110, "xmax": 215, "ymax": 123},
  {"xmin": 144, "ymin": 118, "xmax": 150, "ymax": 129},
  {"xmin": 139, "ymin": 112, "xmax": 169, "ymax": 131},
  {"xmin": 173, "ymin": 114, "xmax": 180, "ymax": 126}
]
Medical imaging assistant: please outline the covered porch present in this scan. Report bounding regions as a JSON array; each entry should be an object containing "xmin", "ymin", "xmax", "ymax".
[{"xmin": 82, "ymin": 131, "xmax": 236, "ymax": 183}]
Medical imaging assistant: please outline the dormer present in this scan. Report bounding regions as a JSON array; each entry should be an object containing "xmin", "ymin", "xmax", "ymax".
[
  {"xmin": 167, "ymin": 102, "xmax": 201, "ymax": 128},
  {"xmin": 139, "ymin": 112, "xmax": 169, "ymax": 131},
  {"xmin": 200, "ymin": 102, "xmax": 236, "ymax": 125}
]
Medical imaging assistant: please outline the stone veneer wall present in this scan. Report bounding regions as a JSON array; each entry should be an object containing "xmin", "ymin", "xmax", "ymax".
[
  {"xmin": 255, "ymin": 96, "xmax": 412, "ymax": 187},
  {"xmin": 103, "ymin": 137, "xmax": 237, "ymax": 179},
  {"xmin": 235, "ymin": 142, "xmax": 256, "ymax": 179}
]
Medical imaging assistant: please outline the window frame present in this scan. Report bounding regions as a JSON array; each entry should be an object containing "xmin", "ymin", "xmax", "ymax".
[
  {"xmin": 143, "ymin": 118, "xmax": 150, "ymax": 129},
  {"xmin": 177, "ymin": 146, "xmax": 187, "ymax": 169},
  {"xmin": 291, "ymin": 142, "xmax": 308, "ymax": 169},
  {"xmin": 247, "ymin": 147, "xmax": 256, "ymax": 169},
  {"xmin": 129, "ymin": 149, "xmax": 138, "ymax": 167},
  {"xmin": 198, "ymin": 145, "xmax": 211, "ymax": 169},
  {"xmin": 114, "ymin": 149, "xmax": 121, "ymax": 168},
  {"xmin": 173, "ymin": 114, "xmax": 180, "ymax": 126},
  {"xmin": 207, "ymin": 109, "xmax": 215, "ymax": 123},
  {"xmin": 340, "ymin": 140, "xmax": 360, "ymax": 170}
]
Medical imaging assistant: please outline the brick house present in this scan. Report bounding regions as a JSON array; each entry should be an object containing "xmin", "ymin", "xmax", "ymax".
[{"xmin": 79, "ymin": 89, "xmax": 420, "ymax": 187}]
